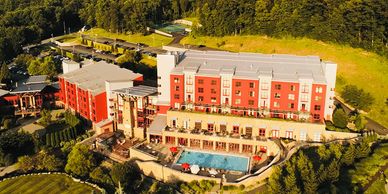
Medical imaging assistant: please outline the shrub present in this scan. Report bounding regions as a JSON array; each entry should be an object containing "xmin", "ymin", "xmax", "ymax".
[
  {"xmin": 333, "ymin": 108, "xmax": 348, "ymax": 128},
  {"xmin": 341, "ymin": 85, "xmax": 375, "ymax": 111}
]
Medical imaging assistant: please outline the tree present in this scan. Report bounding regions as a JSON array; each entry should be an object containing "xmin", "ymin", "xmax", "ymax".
[
  {"xmin": 64, "ymin": 111, "xmax": 80, "ymax": 128},
  {"xmin": 355, "ymin": 139, "xmax": 371, "ymax": 159},
  {"xmin": 333, "ymin": 108, "xmax": 348, "ymax": 128},
  {"xmin": 341, "ymin": 143, "xmax": 355, "ymax": 166},
  {"xmin": 354, "ymin": 114, "xmax": 366, "ymax": 131},
  {"xmin": 90, "ymin": 166, "xmax": 113, "ymax": 185},
  {"xmin": 326, "ymin": 160, "xmax": 340, "ymax": 183},
  {"xmin": 0, "ymin": 64, "xmax": 10, "ymax": 83},
  {"xmin": 268, "ymin": 166, "xmax": 284, "ymax": 194},
  {"xmin": 110, "ymin": 160, "xmax": 141, "ymax": 192},
  {"xmin": 65, "ymin": 144, "xmax": 96, "ymax": 177},
  {"xmin": 39, "ymin": 109, "xmax": 52, "ymax": 126},
  {"xmin": 27, "ymin": 59, "xmax": 42, "ymax": 75},
  {"xmin": 45, "ymin": 133, "xmax": 51, "ymax": 147},
  {"xmin": 341, "ymin": 85, "xmax": 375, "ymax": 111},
  {"xmin": 284, "ymin": 164, "xmax": 300, "ymax": 194},
  {"xmin": 36, "ymin": 151, "xmax": 63, "ymax": 171},
  {"xmin": 18, "ymin": 155, "xmax": 35, "ymax": 172}
]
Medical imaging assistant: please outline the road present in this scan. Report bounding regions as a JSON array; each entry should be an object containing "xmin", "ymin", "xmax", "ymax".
[{"xmin": 334, "ymin": 97, "xmax": 388, "ymax": 135}]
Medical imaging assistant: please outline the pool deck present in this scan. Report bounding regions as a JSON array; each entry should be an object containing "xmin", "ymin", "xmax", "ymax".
[{"xmin": 136, "ymin": 142, "xmax": 270, "ymax": 182}]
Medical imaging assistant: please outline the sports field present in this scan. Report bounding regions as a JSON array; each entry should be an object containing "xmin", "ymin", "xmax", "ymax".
[
  {"xmin": 181, "ymin": 35, "xmax": 388, "ymax": 128},
  {"xmin": 0, "ymin": 174, "xmax": 101, "ymax": 194}
]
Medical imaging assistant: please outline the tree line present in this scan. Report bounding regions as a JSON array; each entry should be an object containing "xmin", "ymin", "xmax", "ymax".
[
  {"xmin": 0, "ymin": 0, "xmax": 386, "ymax": 64},
  {"xmin": 196, "ymin": 0, "xmax": 387, "ymax": 57},
  {"xmin": 268, "ymin": 135, "xmax": 378, "ymax": 193}
]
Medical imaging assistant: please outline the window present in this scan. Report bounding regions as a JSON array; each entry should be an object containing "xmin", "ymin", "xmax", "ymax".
[
  {"xmin": 274, "ymin": 102, "xmax": 280, "ymax": 108},
  {"xmin": 198, "ymin": 88, "xmax": 204, "ymax": 93},
  {"xmin": 195, "ymin": 122, "xmax": 201, "ymax": 130},
  {"xmin": 211, "ymin": 97, "xmax": 216, "ymax": 103},
  {"xmin": 235, "ymin": 99, "xmax": 241, "ymax": 104},
  {"xmin": 301, "ymin": 94, "xmax": 308, "ymax": 102},
  {"xmin": 315, "ymin": 96, "xmax": 322, "ymax": 101},
  {"xmin": 313, "ymin": 114, "xmax": 320, "ymax": 120},
  {"xmin": 314, "ymin": 105, "xmax": 321, "ymax": 110},
  {"xmin": 186, "ymin": 86, "xmax": 193, "ymax": 93},
  {"xmin": 211, "ymin": 89, "xmax": 216, "ymax": 94},
  {"xmin": 235, "ymin": 90, "xmax": 241, "ymax": 96},
  {"xmin": 261, "ymin": 83, "xmax": 269, "ymax": 90},
  {"xmin": 316, "ymin": 87, "xmax": 323, "ymax": 93},
  {"xmin": 302, "ymin": 84, "xmax": 309, "ymax": 93},
  {"xmin": 211, "ymin": 80, "xmax": 217, "ymax": 85},
  {"xmin": 198, "ymin": 96, "xmax": 204, "ymax": 102},
  {"xmin": 223, "ymin": 79, "xmax": 230, "ymax": 87},
  {"xmin": 288, "ymin": 103, "xmax": 295, "ymax": 109},
  {"xmin": 186, "ymin": 76, "xmax": 193, "ymax": 85},
  {"xmin": 174, "ymin": 78, "xmax": 180, "ymax": 83},
  {"xmin": 175, "ymin": 86, "xmax": 180, "ymax": 91},
  {"xmin": 249, "ymin": 91, "xmax": 255, "ymax": 97},
  {"xmin": 261, "ymin": 91, "xmax": 268, "ymax": 99},
  {"xmin": 223, "ymin": 89, "xmax": 229, "ymax": 96},
  {"xmin": 233, "ymin": 126, "xmax": 239, "ymax": 134},
  {"xmin": 198, "ymin": 79, "xmax": 204, "ymax": 84},
  {"xmin": 259, "ymin": 128, "xmax": 266, "ymax": 137},
  {"xmin": 248, "ymin": 100, "xmax": 254, "ymax": 105},
  {"xmin": 274, "ymin": 93, "xmax": 281, "ymax": 99},
  {"xmin": 208, "ymin": 123, "xmax": 214, "ymax": 131},
  {"xmin": 275, "ymin": 84, "xmax": 281, "ymax": 90},
  {"xmin": 174, "ymin": 94, "xmax": 180, "ymax": 99},
  {"xmin": 290, "ymin": 85, "xmax": 296, "ymax": 91},
  {"xmin": 235, "ymin": 82, "xmax": 241, "ymax": 87},
  {"xmin": 288, "ymin": 94, "xmax": 295, "ymax": 100},
  {"xmin": 249, "ymin": 82, "xmax": 254, "ymax": 88}
]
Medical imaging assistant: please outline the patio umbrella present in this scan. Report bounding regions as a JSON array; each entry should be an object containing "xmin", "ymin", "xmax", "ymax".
[
  {"xmin": 170, "ymin": 146, "xmax": 178, "ymax": 153},
  {"xmin": 181, "ymin": 163, "xmax": 190, "ymax": 170},
  {"xmin": 209, "ymin": 168, "xmax": 218, "ymax": 175},
  {"xmin": 253, "ymin": 155, "xmax": 262, "ymax": 161},
  {"xmin": 190, "ymin": 165, "xmax": 200, "ymax": 174}
]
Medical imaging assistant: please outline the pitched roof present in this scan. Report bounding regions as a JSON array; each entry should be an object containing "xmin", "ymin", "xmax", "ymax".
[
  {"xmin": 26, "ymin": 75, "xmax": 47, "ymax": 84},
  {"xmin": 59, "ymin": 61, "xmax": 142, "ymax": 95},
  {"xmin": 10, "ymin": 83, "xmax": 48, "ymax": 94},
  {"xmin": 172, "ymin": 51, "xmax": 328, "ymax": 83},
  {"xmin": 113, "ymin": 85, "xmax": 157, "ymax": 97}
]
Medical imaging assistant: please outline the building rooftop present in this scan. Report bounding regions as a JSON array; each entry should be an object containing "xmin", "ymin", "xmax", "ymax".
[
  {"xmin": 172, "ymin": 51, "xmax": 328, "ymax": 83},
  {"xmin": 113, "ymin": 85, "xmax": 157, "ymax": 97},
  {"xmin": 25, "ymin": 75, "xmax": 47, "ymax": 84},
  {"xmin": 11, "ymin": 83, "xmax": 48, "ymax": 94},
  {"xmin": 59, "ymin": 61, "xmax": 142, "ymax": 95},
  {"xmin": 0, "ymin": 89, "xmax": 9, "ymax": 97}
]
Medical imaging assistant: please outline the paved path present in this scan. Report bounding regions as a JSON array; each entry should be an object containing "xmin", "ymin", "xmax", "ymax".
[
  {"xmin": 361, "ymin": 160, "xmax": 388, "ymax": 192},
  {"xmin": 0, "ymin": 164, "xmax": 18, "ymax": 177}
]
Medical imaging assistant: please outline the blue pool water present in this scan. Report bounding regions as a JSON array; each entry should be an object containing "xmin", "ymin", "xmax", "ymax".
[{"xmin": 176, "ymin": 150, "xmax": 249, "ymax": 172}]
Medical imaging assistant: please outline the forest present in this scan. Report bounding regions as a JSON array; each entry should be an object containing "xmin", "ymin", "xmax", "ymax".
[{"xmin": 0, "ymin": 0, "xmax": 387, "ymax": 63}]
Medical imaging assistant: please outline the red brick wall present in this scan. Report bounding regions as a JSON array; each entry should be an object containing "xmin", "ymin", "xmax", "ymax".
[
  {"xmin": 231, "ymin": 79, "xmax": 259, "ymax": 108},
  {"xmin": 270, "ymin": 81, "xmax": 299, "ymax": 112},
  {"xmin": 195, "ymin": 76, "xmax": 221, "ymax": 105},
  {"xmin": 170, "ymin": 74, "xmax": 184, "ymax": 107}
]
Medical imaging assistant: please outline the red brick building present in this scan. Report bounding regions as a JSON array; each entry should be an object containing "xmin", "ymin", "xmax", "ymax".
[
  {"xmin": 157, "ymin": 51, "xmax": 337, "ymax": 123},
  {"xmin": 58, "ymin": 61, "xmax": 142, "ymax": 124}
]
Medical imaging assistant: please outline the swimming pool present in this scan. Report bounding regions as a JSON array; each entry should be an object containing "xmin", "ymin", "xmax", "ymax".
[{"xmin": 176, "ymin": 150, "xmax": 250, "ymax": 172}]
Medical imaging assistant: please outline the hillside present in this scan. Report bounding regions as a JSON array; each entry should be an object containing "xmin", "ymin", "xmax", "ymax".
[{"xmin": 181, "ymin": 35, "xmax": 388, "ymax": 127}]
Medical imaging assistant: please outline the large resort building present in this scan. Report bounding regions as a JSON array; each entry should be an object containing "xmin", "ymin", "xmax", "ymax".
[{"xmin": 56, "ymin": 51, "xmax": 358, "ymax": 183}]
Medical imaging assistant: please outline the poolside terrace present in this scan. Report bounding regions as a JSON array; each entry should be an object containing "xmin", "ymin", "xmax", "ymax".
[{"xmin": 135, "ymin": 142, "xmax": 271, "ymax": 182}]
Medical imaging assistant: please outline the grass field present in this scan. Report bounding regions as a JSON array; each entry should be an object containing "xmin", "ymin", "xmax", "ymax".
[
  {"xmin": 0, "ymin": 174, "xmax": 101, "ymax": 194},
  {"xmin": 181, "ymin": 35, "xmax": 388, "ymax": 127},
  {"xmin": 365, "ymin": 168, "xmax": 388, "ymax": 194},
  {"xmin": 82, "ymin": 28, "xmax": 173, "ymax": 47}
]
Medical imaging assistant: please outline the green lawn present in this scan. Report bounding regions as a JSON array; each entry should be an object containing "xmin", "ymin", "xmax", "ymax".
[
  {"xmin": 140, "ymin": 56, "xmax": 157, "ymax": 67},
  {"xmin": 82, "ymin": 28, "xmax": 173, "ymax": 47},
  {"xmin": 181, "ymin": 35, "xmax": 388, "ymax": 128},
  {"xmin": 0, "ymin": 174, "xmax": 101, "ymax": 194}
]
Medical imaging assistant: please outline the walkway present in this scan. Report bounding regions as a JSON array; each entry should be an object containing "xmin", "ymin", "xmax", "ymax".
[
  {"xmin": 361, "ymin": 160, "xmax": 388, "ymax": 192},
  {"xmin": 0, "ymin": 164, "xmax": 18, "ymax": 177}
]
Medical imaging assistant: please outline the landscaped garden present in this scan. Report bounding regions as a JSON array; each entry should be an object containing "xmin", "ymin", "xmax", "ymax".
[
  {"xmin": 181, "ymin": 35, "xmax": 388, "ymax": 128},
  {"xmin": 0, "ymin": 174, "xmax": 101, "ymax": 194}
]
